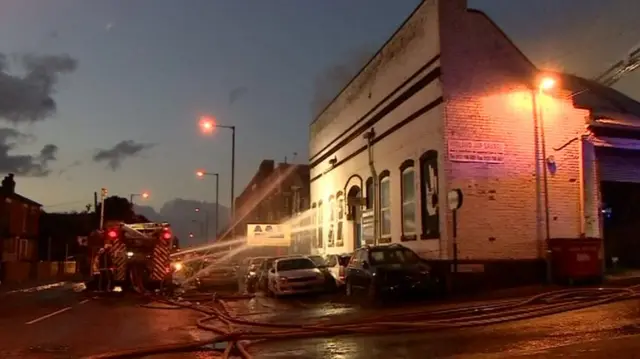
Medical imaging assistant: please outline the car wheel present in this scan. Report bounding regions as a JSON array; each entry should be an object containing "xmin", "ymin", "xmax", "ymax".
[{"xmin": 346, "ymin": 279, "xmax": 354, "ymax": 297}]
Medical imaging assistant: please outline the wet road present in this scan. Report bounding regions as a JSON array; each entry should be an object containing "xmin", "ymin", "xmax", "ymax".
[{"xmin": 2, "ymin": 285, "xmax": 640, "ymax": 358}]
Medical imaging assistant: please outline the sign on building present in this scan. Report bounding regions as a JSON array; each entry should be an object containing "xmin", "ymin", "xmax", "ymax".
[
  {"xmin": 246, "ymin": 224, "xmax": 291, "ymax": 247},
  {"xmin": 361, "ymin": 210, "xmax": 374, "ymax": 245},
  {"xmin": 448, "ymin": 139, "xmax": 505, "ymax": 164}
]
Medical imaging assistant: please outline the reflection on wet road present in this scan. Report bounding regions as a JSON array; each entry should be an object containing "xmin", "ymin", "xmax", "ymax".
[{"xmin": 2, "ymin": 286, "xmax": 640, "ymax": 358}]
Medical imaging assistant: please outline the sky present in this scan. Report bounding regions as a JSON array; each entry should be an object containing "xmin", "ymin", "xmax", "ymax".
[{"xmin": 0, "ymin": 0, "xmax": 638, "ymax": 213}]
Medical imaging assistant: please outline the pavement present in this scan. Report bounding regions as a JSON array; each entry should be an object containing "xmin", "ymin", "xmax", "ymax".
[{"xmin": 3, "ymin": 282, "xmax": 640, "ymax": 358}]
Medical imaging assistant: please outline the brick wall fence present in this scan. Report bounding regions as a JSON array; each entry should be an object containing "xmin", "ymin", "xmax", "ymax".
[{"xmin": 1, "ymin": 261, "xmax": 77, "ymax": 284}]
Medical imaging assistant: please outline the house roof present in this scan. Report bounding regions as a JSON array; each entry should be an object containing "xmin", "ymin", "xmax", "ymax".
[
  {"xmin": 0, "ymin": 189, "xmax": 42, "ymax": 206},
  {"xmin": 557, "ymin": 73, "xmax": 640, "ymax": 120}
]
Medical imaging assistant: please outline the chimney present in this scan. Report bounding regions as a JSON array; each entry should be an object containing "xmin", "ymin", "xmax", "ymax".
[{"xmin": 1, "ymin": 173, "xmax": 16, "ymax": 194}]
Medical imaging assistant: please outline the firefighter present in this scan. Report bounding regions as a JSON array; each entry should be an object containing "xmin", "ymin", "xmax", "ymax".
[{"xmin": 98, "ymin": 244, "xmax": 114, "ymax": 292}]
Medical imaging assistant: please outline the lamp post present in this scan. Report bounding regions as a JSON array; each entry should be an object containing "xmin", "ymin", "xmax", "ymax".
[
  {"xmin": 194, "ymin": 208, "xmax": 209, "ymax": 240},
  {"xmin": 199, "ymin": 116, "xmax": 236, "ymax": 238},
  {"xmin": 533, "ymin": 75, "xmax": 555, "ymax": 284},
  {"xmin": 129, "ymin": 192, "xmax": 149, "ymax": 206},
  {"xmin": 196, "ymin": 171, "xmax": 219, "ymax": 239}
]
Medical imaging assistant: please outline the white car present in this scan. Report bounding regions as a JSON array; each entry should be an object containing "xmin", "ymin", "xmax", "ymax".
[
  {"xmin": 323, "ymin": 253, "xmax": 352, "ymax": 287},
  {"xmin": 267, "ymin": 257, "xmax": 326, "ymax": 296}
]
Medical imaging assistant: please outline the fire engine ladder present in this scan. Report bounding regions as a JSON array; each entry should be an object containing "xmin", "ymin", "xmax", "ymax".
[
  {"xmin": 593, "ymin": 44, "xmax": 640, "ymax": 86},
  {"xmin": 121, "ymin": 224, "xmax": 152, "ymax": 239}
]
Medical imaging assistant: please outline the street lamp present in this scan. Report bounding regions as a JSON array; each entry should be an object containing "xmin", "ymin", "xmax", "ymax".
[
  {"xmin": 198, "ymin": 116, "xmax": 236, "ymax": 238},
  {"xmin": 130, "ymin": 192, "xmax": 150, "ymax": 205},
  {"xmin": 195, "ymin": 170, "xmax": 219, "ymax": 239},
  {"xmin": 534, "ymin": 74, "xmax": 556, "ymax": 284}
]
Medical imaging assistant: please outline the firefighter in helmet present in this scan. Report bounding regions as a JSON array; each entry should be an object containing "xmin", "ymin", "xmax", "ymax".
[{"xmin": 97, "ymin": 243, "xmax": 114, "ymax": 292}]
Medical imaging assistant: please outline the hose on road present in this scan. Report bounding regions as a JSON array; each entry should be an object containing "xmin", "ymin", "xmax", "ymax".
[{"xmin": 82, "ymin": 285, "xmax": 640, "ymax": 359}]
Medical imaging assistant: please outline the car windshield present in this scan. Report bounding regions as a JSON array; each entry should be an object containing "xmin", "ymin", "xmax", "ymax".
[
  {"xmin": 307, "ymin": 255, "xmax": 326, "ymax": 266},
  {"xmin": 277, "ymin": 258, "xmax": 316, "ymax": 272},
  {"xmin": 369, "ymin": 248, "xmax": 420, "ymax": 265}
]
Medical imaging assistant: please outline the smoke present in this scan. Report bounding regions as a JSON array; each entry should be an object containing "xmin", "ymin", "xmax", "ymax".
[
  {"xmin": 310, "ymin": 48, "xmax": 373, "ymax": 118},
  {"xmin": 0, "ymin": 127, "xmax": 58, "ymax": 176},
  {"xmin": 0, "ymin": 53, "xmax": 78, "ymax": 123},
  {"xmin": 93, "ymin": 140, "xmax": 155, "ymax": 170}
]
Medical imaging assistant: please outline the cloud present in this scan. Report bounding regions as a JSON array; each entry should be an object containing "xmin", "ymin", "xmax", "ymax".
[
  {"xmin": 0, "ymin": 128, "xmax": 58, "ymax": 176},
  {"xmin": 57, "ymin": 159, "xmax": 82, "ymax": 176},
  {"xmin": 0, "ymin": 52, "xmax": 78, "ymax": 123},
  {"xmin": 93, "ymin": 140, "xmax": 155, "ymax": 170},
  {"xmin": 229, "ymin": 86, "xmax": 248, "ymax": 105}
]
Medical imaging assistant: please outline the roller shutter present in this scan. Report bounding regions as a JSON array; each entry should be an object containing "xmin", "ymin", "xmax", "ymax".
[{"xmin": 596, "ymin": 147, "xmax": 640, "ymax": 183}]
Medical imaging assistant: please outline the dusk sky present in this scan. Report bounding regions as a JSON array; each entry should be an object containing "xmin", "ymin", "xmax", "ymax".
[{"xmin": 0, "ymin": 0, "xmax": 637, "ymax": 213}]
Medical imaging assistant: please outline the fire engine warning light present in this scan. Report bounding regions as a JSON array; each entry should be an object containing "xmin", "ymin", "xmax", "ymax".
[{"xmin": 107, "ymin": 230, "xmax": 118, "ymax": 239}]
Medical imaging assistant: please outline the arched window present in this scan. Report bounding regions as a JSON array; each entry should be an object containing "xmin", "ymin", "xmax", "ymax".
[
  {"xmin": 365, "ymin": 177, "xmax": 374, "ymax": 209},
  {"xmin": 317, "ymin": 201, "xmax": 324, "ymax": 249},
  {"xmin": 420, "ymin": 150, "xmax": 440, "ymax": 239},
  {"xmin": 327, "ymin": 195, "xmax": 335, "ymax": 247},
  {"xmin": 336, "ymin": 191, "xmax": 344, "ymax": 247},
  {"xmin": 379, "ymin": 170, "xmax": 391, "ymax": 240},
  {"xmin": 400, "ymin": 160, "xmax": 417, "ymax": 240},
  {"xmin": 311, "ymin": 203, "xmax": 317, "ymax": 248}
]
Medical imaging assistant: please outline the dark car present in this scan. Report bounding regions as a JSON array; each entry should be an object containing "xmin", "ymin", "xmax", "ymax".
[{"xmin": 344, "ymin": 244, "xmax": 435, "ymax": 302}]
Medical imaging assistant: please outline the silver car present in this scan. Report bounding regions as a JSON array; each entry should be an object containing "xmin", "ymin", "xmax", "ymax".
[{"xmin": 267, "ymin": 257, "xmax": 325, "ymax": 296}]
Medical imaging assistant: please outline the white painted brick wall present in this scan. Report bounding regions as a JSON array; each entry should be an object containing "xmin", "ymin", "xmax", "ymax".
[
  {"xmin": 309, "ymin": 0, "xmax": 444, "ymax": 257},
  {"xmin": 439, "ymin": 0, "xmax": 591, "ymax": 260}
]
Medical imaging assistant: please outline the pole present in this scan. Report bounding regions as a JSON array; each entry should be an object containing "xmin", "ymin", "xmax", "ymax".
[
  {"xmin": 99, "ymin": 188, "xmax": 106, "ymax": 229},
  {"xmin": 533, "ymin": 89, "xmax": 552, "ymax": 284},
  {"xmin": 215, "ymin": 173, "xmax": 219, "ymax": 239},
  {"xmin": 230, "ymin": 126, "xmax": 236, "ymax": 239},
  {"xmin": 452, "ymin": 209, "xmax": 458, "ymax": 279}
]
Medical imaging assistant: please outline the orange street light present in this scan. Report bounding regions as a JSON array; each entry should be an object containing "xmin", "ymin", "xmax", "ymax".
[
  {"xmin": 539, "ymin": 77, "xmax": 555, "ymax": 91},
  {"xmin": 199, "ymin": 116, "xmax": 215, "ymax": 134},
  {"xmin": 196, "ymin": 170, "xmax": 205, "ymax": 178},
  {"xmin": 130, "ymin": 192, "xmax": 150, "ymax": 204},
  {"xmin": 195, "ymin": 208, "xmax": 200, "ymax": 212}
]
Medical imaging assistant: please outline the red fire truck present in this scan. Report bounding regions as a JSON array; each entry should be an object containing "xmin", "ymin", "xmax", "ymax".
[{"xmin": 91, "ymin": 222, "xmax": 175, "ymax": 291}]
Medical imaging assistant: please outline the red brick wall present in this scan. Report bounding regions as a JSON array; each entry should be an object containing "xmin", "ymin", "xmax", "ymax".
[{"xmin": 438, "ymin": 0, "xmax": 590, "ymax": 260}]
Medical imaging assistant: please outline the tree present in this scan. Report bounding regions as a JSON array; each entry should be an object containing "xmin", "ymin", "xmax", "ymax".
[{"xmin": 95, "ymin": 196, "xmax": 135, "ymax": 223}]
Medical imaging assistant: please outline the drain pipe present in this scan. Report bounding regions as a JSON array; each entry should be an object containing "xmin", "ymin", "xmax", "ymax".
[{"xmin": 363, "ymin": 129, "xmax": 378, "ymax": 245}]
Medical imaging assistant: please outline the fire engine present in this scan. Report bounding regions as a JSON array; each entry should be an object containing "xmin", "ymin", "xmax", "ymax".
[{"xmin": 91, "ymin": 221, "xmax": 175, "ymax": 291}]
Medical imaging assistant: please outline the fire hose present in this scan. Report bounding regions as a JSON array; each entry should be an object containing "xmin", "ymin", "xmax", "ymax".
[{"xmin": 81, "ymin": 284, "xmax": 640, "ymax": 359}]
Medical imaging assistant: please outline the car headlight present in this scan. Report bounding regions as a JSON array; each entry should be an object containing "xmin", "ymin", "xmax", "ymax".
[{"xmin": 126, "ymin": 251, "xmax": 134, "ymax": 258}]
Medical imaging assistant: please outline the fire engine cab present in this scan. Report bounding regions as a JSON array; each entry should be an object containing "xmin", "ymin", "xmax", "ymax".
[{"xmin": 93, "ymin": 222, "xmax": 175, "ymax": 291}]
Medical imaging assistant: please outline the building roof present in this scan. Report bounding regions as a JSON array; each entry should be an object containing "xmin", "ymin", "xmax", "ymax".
[
  {"xmin": 0, "ymin": 189, "xmax": 42, "ymax": 206},
  {"xmin": 558, "ymin": 73, "xmax": 640, "ymax": 120}
]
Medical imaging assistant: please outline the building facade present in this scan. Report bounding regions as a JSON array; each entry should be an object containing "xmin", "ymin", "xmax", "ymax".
[
  {"xmin": 308, "ymin": 0, "xmax": 640, "ymax": 280},
  {"xmin": 233, "ymin": 160, "xmax": 311, "ymax": 253},
  {"xmin": 0, "ymin": 174, "xmax": 41, "ymax": 263}
]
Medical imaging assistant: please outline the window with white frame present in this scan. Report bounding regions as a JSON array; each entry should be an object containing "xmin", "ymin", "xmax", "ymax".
[
  {"xmin": 336, "ymin": 192, "xmax": 344, "ymax": 247},
  {"xmin": 379, "ymin": 172, "xmax": 391, "ymax": 239},
  {"xmin": 311, "ymin": 203, "xmax": 317, "ymax": 248},
  {"xmin": 400, "ymin": 161, "xmax": 417, "ymax": 239},
  {"xmin": 327, "ymin": 195, "xmax": 335, "ymax": 247},
  {"xmin": 317, "ymin": 201, "xmax": 324, "ymax": 249}
]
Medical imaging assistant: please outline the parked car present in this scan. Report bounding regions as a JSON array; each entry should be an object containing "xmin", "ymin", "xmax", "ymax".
[
  {"xmin": 194, "ymin": 259, "xmax": 239, "ymax": 291},
  {"xmin": 256, "ymin": 256, "xmax": 282, "ymax": 293},
  {"xmin": 344, "ymin": 244, "xmax": 436, "ymax": 301},
  {"xmin": 324, "ymin": 253, "xmax": 353, "ymax": 288},
  {"xmin": 307, "ymin": 255, "xmax": 337, "ymax": 291},
  {"xmin": 267, "ymin": 257, "xmax": 326, "ymax": 297}
]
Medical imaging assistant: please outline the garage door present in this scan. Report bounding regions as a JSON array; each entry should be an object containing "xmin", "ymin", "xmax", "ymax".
[{"xmin": 596, "ymin": 147, "xmax": 640, "ymax": 183}]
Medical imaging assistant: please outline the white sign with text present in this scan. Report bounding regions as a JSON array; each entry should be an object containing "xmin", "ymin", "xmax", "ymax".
[
  {"xmin": 449, "ymin": 139, "xmax": 505, "ymax": 164},
  {"xmin": 246, "ymin": 224, "xmax": 291, "ymax": 247}
]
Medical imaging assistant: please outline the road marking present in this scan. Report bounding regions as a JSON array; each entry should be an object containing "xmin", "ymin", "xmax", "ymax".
[
  {"xmin": 79, "ymin": 299, "xmax": 90, "ymax": 305},
  {"xmin": 25, "ymin": 306, "xmax": 73, "ymax": 325}
]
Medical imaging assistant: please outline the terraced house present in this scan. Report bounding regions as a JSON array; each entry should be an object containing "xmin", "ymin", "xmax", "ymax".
[{"xmin": 308, "ymin": 0, "xmax": 640, "ymax": 285}]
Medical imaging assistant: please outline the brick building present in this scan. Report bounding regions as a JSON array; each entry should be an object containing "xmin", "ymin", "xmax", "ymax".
[
  {"xmin": 233, "ymin": 160, "xmax": 311, "ymax": 253},
  {"xmin": 0, "ymin": 174, "xmax": 41, "ymax": 263},
  {"xmin": 308, "ymin": 0, "xmax": 640, "ymax": 283}
]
